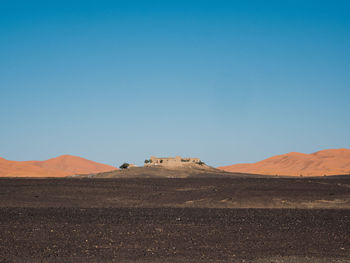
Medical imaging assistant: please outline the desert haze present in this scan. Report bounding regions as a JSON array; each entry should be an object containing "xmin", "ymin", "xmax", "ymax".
[
  {"xmin": 0, "ymin": 155, "xmax": 116, "ymax": 177},
  {"xmin": 218, "ymin": 148, "xmax": 350, "ymax": 177}
]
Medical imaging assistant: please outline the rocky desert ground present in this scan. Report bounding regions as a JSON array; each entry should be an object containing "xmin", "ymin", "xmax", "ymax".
[{"xmin": 0, "ymin": 176, "xmax": 349, "ymax": 262}]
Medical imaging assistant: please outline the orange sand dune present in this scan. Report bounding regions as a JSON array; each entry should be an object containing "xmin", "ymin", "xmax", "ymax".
[
  {"xmin": 218, "ymin": 148, "xmax": 350, "ymax": 177},
  {"xmin": 0, "ymin": 155, "xmax": 117, "ymax": 177}
]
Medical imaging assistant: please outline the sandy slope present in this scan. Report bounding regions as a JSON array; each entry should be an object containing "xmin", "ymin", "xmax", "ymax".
[
  {"xmin": 218, "ymin": 148, "xmax": 350, "ymax": 177},
  {"xmin": 0, "ymin": 155, "xmax": 116, "ymax": 177},
  {"xmin": 0, "ymin": 157, "xmax": 68, "ymax": 177}
]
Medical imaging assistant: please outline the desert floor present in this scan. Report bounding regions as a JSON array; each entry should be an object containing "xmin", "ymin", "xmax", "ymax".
[{"xmin": 0, "ymin": 177, "xmax": 349, "ymax": 262}]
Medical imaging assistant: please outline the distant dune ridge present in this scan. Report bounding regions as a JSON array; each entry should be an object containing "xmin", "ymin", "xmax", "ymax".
[
  {"xmin": 1, "ymin": 149, "xmax": 349, "ymax": 178},
  {"xmin": 0, "ymin": 155, "xmax": 116, "ymax": 177},
  {"xmin": 218, "ymin": 148, "xmax": 350, "ymax": 177}
]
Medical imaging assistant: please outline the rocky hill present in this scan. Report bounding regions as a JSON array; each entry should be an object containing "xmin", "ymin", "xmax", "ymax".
[{"xmin": 78, "ymin": 164, "xmax": 266, "ymax": 178}]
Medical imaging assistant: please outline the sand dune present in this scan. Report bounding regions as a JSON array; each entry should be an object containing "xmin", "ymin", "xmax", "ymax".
[
  {"xmin": 218, "ymin": 148, "xmax": 350, "ymax": 177},
  {"xmin": 0, "ymin": 155, "xmax": 116, "ymax": 177}
]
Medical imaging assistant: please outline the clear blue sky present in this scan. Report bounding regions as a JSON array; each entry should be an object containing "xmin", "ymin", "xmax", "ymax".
[{"xmin": 1, "ymin": 0, "xmax": 349, "ymax": 167}]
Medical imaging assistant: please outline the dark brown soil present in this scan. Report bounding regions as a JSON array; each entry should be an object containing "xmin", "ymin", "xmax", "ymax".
[
  {"xmin": 1, "ymin": 177, "xmax": 349, "ymax": 209},
  {"xmin": 0, "ymin": 177, "xmax": 349, "ymax": 262}
]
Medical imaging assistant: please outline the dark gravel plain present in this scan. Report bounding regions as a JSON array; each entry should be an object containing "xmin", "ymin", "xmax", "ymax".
[{"xmin": 0, "ymin": 177, "xmax": 349, "ymax": 262}]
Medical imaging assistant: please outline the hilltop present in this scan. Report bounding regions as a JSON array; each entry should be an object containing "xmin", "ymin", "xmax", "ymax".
[
  {"xmin": 218, "ymin": 148, "xmax": 350, "ymax": 177},
  {"xmin": 78, "ymin": 163, "xmax": 267, "ymax": 178}
]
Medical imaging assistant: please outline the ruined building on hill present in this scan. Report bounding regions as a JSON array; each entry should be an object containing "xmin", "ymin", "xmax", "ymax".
[{"xmin": 145, "ymin": 156, "xmax": 201, "ymax": 167}]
